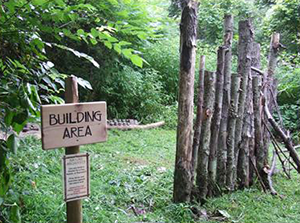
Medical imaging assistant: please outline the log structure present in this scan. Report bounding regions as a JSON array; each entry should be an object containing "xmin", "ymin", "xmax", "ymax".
[{"xmin": 174, "ymin": 12, "xmax": 297, "ymax": 202}]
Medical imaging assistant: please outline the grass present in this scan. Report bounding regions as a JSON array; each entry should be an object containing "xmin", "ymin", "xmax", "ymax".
[{"xmin": 4, "ymin": 128, "xmax": 300, "ymax": 223}]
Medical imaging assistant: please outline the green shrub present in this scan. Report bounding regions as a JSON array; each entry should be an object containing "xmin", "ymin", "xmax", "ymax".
[{"xmin": 143, "ymin": 36, "xmax": 180, "ymax": 103}]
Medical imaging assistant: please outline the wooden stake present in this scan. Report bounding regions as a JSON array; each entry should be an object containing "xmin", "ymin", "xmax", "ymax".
[
  {"xmin": 196, "ymin": 71, "xmax": 216, "ymax": 202},
  {"xmin": 226, "ymin": 73, "xmax": 240, "ymax": 190},
  {"xmin": 216, "ymin": 14, "xmax": 233, "ymax": 191},
  {"xmin": 173, "ymin": 0, "xmax": 198, "ymax": 203},
  {"xmin": 233, "ymin": 19, "xmax": 254, "ymax": 184},
  {"xmin": 192, "ymin": 55, "xmax": 205, "ymax": 172},
  {"xmin": 65, "ymin": 75, "xmax": 82, "ymax": 223},
  {"xmin": 208, "ymin": 47, "xmax": 225, "ymax": 196}
]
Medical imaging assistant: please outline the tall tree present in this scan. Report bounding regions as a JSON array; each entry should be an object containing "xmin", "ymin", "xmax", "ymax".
[{"xmin": 173, "ymin": 0, "xmax": 198, "ymax": 203}]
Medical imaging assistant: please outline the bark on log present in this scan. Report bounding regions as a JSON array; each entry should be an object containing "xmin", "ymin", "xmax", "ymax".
[
  {"xmin": 196, "ymin": 71, "xmax": 216, "ymax": 202},
  {"xmin": 237, "ymin": 73, "xmax": 253, "ymax": 188},
  {"xmin": 233, "ymin": 20, "xmax": 254, "ymax": 184},
  {"xmin": 226, "ymin": 73, "xmax": 241, "ymax": 190},
  {"xmin": 262, "ymin": 33, "xmax": 281, "ymax": 167},
  {"xmin": 208, "ymin": 47, "xmax": 225, "ymax": 196},
  {"xmin": 253, "ymin": 75, "xmax": 267, "ymax": 183},
  {"xmin": 216, "ymin": 14, "xmax": 233, "ymax": 190},
  {"xmin": 192, "ymin": 55, "xmax": 206, "ymax": 171},
  {"xmin": 264, "ymin": 100, "xmax": 300, "ymax": 173},
  {"xmin": 173, "ymin": 0, "xmax": 198, "ymax": 203},
  {"xmin": 249, "ymin": 42, "xmax": 261, "ymax": 186}
]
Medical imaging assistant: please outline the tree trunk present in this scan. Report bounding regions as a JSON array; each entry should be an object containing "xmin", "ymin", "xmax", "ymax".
[
  {"xmin": 233, "ymin": 20, "xmax": 254, "ymax": 185},
  {"xmin": 196, "ymin": 71, "xmax": 216, "ymax": 203},
  {"xmin": 208, "ymin": 47, "xmax": 225, "ymax": 196},
  {"xmin": 226, "ymin": 73, "xmax": 241, "ymax": 190},
  {"xmin": 192, "ymin": 55, "xmax": 206, "ymax": 172},
  {"xmin": 216, "ymin": 14, "xmax": 233, "ymax": 190},
  {"xmin": 173, "ymin": 0, "xmax": 198, "ymax": 203}
]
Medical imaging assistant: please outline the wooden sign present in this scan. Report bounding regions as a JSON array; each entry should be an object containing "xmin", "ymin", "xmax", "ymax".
[
  {"xmin": 63, "ymin": 153, "xmax": 90, "ymax": 202},
  {"xmin": 41, "ymin": 102, "xmax": 107, "ymax": 150}
]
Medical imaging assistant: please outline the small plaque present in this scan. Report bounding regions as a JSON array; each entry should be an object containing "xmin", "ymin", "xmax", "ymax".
[{"xmin": 62, "ymin": 153, "xmax": 90, "ymax": 202}]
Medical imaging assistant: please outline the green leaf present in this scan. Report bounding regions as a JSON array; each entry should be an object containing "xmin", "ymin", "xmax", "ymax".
[
  {"xmin": 32, "ymin": 0, "xmax": 48, "ymax": 5},
  {"xmin": 90, "ymin": 38, "xmax": 97, "ymax": 45},
  {"xmin": 77, "ymin": 77, "xmax": 93, "ymax": 90},
  {"xmin": 130, "ymin": 54, "xmax": 143, "ymax": 68},
  {"xmin": 7, "ymin": 134, "xmax": 18, "ymax": 154},
  {"xmin": 10, "ymin": 204, "xmax": 21, "ymax": 223},
  {"xmin": 55, "ymin": 0, "xmax": 66, "ymax": 6},
  {"xmin": 104, "ymin": 41, "xmax": 112, "ymax": 49},
  {"xmin": 119, "ymin": 41, "xmax": 132, "ymax": 46},
  {"xmin": 90, "ymin": 28, "xmax": 98, "ymax": 38},
  {"xmin": 50, "ymin": 43, "xmax": 100, "ymax": 68},
  {"xmin": 114, "ymin": 43, "xmax": 121, "ymax": 54},
  {"xmin": 4, "ymin": 111, "xmax": 14, "ymax": 127},
  {"xmin": 77, "ymin": 29, "xmax": 85, "ymax": 36},
  {"xmin": 122, "ymin": 48, "xmax": 133, "ymax": 59}
]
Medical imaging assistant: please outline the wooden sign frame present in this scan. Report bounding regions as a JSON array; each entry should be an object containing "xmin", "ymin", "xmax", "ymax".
[{"xmin": 41, "ymin": 102, "xmax": 107, "ymax": 150}]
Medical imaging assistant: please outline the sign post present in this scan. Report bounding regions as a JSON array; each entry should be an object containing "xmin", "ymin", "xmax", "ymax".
[
  {"xmin": 65, "ymin": 76, "xmax": 82, "ymax": 223},
  {"xmin": 41, "ymin": 75, "xmax": 107, "ymax": 223}
]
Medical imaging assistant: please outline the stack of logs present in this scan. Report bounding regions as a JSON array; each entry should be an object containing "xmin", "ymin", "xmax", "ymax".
[{"xmin": 191, "ymin": 16, "xmax": 300, "ymax": 202}]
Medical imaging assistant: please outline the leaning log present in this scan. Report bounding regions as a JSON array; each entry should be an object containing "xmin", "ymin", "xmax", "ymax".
[
  {"xmin": 173, "ymin": 0, "xmax": 198, "ymax": 203},
  {"xmin": 264, "ymin": 100, "xmax": 300, "ymax": 173}
]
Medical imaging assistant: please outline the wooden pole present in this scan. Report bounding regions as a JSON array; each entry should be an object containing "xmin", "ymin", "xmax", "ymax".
[
  {"xmin": 208, "ymin": 47, "xmax": 225, "ymax": 196},
  {"xmin": 173, "ymin": 0, "xmax": 198, "ymax": 203},
  {"xmin": 226, "ymin": 73, "xmax": 240, "ymax": 190},
  {"xmin": 196, "ymin": 71, "xmax": 216, "ymax": 203},
  {"xmin": 216, "ymin": 14, "xmax": 233, "ymax": 190},
  {"xmin": 65, "ymin": 75, "xmax": 82, "ymax": 223},
  {"xmin": 192, "ymin": 55, "xmax": 205, "ymax": 172},
  {"xmin": 233, "ymin": 19, "xmax": 254, "ymax": 185},
  {"xmin": 249, "ymin": 42, "xmax": 261, "ymax": 186}
]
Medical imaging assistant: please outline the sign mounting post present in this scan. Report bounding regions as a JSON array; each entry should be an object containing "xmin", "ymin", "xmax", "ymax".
[{"xmin": 65, "ymin": 75, "xmax": 82, "ymax": 223}]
